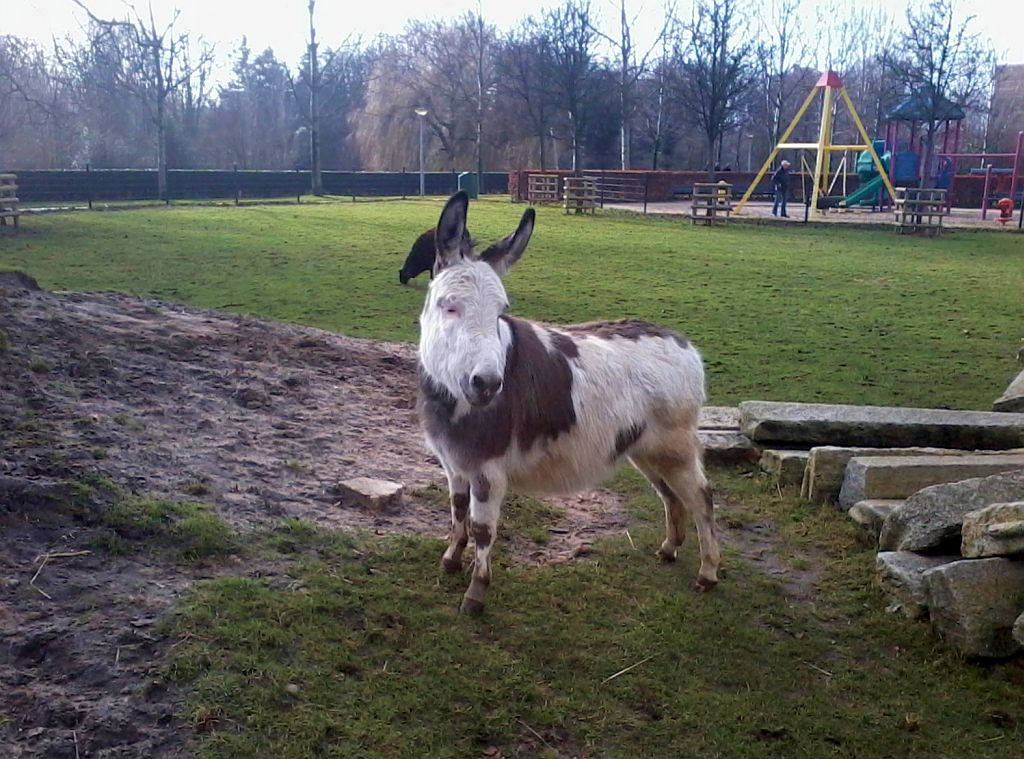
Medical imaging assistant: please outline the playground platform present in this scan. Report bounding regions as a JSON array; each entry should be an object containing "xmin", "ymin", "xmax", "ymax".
[{"xmin": 604, "ymin": 200, "xmax": 1021, "ymax": 231}]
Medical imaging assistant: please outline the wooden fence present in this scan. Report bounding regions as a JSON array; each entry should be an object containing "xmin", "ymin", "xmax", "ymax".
[{"xmin": 2, "ymin": 169, "xmax": 510, "ymax": 205}]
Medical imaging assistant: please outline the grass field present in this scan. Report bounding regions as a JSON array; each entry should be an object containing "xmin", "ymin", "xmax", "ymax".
[
  {"xmin": 3, "ymin": 199, "xmax": 1024, "ymax": 757},
  {"xmin": 2, "ymin": 197, "xmax": 1022, "ymax": 409}
]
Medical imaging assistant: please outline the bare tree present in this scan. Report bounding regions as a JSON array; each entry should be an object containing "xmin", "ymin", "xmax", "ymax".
[
  {"xmin": 542, "ymin": 0, "xmax": 599, "ymax": 172},
  {"xmin": 593, "ymin": 0, "xmax": 674, "ymax": 169},
  {"xmin": 675, "ymin": 0, "xmax": 753, "ymax": 171},
  {"xmin": 498, "ymin": 19, "xmax": 557, "ymax": 169},
  {"xmin": 0, "ymin": 36, "xmax": 77, "ymax": 168},
  {"xmin": 752, "ymin": 0, "xmax": 816, "ymax": 154},
  {"xmin": 67, "ymin": 1, "xmax": 213, "ymax": 199},
  {"xmin": 886, "ymin": 0, "xmax": 995, "ymax": 178}
]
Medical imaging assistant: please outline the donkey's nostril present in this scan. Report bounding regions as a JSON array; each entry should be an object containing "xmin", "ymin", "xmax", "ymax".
[{"xmin": 471, "ymin": 374, "xmax": 502, "ymax": 396}]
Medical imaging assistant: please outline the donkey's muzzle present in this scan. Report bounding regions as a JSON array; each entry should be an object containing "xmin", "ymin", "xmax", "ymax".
[{"xmin": 463, "ymin": 373, "xmax": 503, "ymax": 407}]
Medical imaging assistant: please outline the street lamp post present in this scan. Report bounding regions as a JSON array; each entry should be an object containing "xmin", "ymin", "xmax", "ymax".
[
  {"xmin": 746, "ymin": 134, "xmax": 755, "ymax": 172},
  {"xmin": 415, "ymin": 108, "xmax": 428, "ymax": 196}
]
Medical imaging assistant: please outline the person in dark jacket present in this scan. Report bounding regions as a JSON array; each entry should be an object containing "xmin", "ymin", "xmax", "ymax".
[{"xmin": 771, "ymin": 160, "xmax": 791, "ymax": 218}]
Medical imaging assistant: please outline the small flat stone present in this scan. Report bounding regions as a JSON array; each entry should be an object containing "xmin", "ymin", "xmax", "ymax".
[
  {"xmin": 337, "ymin": 477, "xmax": 403, "ymax": 512},
  {"xmin": 1014, "ymin": 611, "xmax": 1024, "ymax": 647}
]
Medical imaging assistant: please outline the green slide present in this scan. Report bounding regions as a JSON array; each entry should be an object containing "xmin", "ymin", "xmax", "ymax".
[{"xmin": 842, "ymin": 173, "xmax": 885, "ymax": 207}]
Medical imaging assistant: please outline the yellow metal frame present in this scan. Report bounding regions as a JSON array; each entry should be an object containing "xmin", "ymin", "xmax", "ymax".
[{"xmin": 735, "ymin": 73, "xmax": 896, "ymax": 215}]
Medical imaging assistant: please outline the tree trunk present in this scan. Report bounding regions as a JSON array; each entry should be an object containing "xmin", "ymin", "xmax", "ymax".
[
  {"xmin": 308, "ymin": 2, "xmax": 323, "ymax": 195},
  {"xmin": 157, "ymin": 105, "xmax": 167, "ymax": 201},
  {"xmin": 620, "ymin": 87, "xmax": 630, "ymax": 170}
]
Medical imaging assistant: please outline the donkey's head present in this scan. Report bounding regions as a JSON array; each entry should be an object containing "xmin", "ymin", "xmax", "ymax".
[{"xmin": 419, "ymin": 192, "xmax": 535, "ymax": 408}]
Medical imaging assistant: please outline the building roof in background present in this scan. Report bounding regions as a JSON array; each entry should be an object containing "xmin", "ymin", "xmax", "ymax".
[{"xmin": 888, "ymin": 92, "xmax": 967, "ymax": 122}]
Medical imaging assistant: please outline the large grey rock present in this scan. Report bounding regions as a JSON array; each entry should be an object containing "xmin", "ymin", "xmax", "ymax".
[
  {"xmin": 700, "ymin": 431, "xmax": 760, "ymax": 466},
  {"xmin": 758, "ymin": 449, "xmax": 809, "ymax": 487},
  {"xmin": 876, "ymin": 551, "xmax": 956, "ymax": 619},
  {"xmin": 838, "ymin": 453, "xmax": 1024, "ymax": 507},
  {"xmin": 961, "ymin": 501, "xmax": 1024, "ymax": 558},
  {"xmin": 1015, "ymin": 612, "xmax": 1024, "ymax": 646},
  {"xmin": 739, "ymin": 401, "xmax": 1024, "ymax": 450},
  {"xmin": 879, "ymin": 469, "xmax": 1024, "ymax": 552},
  {"xmin": 994, "ymin": 368, "xmax": 1024, "ymax": 413},
  {"xmin": 801, "ymin": 445, "xmax": 989, "ymax": 504},
  {"xmin": 849, "ymin": 500, "xmax": 901, "ymax": 544},
  {"xmin": 923, "ymin": 558, "xmax": 1024, "ymax": 658}
]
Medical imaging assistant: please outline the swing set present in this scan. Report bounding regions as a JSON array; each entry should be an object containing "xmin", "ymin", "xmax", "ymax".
[{"xmin": 735, "ymin": 70, "xmax": 896, "ymax": 217}]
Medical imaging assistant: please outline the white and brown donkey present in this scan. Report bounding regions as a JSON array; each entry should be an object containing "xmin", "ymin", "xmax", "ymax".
[{"xmin": 418, "ymin": 192, "xmax": 720, "ymax": 614}]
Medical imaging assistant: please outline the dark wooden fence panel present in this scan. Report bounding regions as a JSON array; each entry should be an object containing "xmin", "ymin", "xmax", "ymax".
[{"xmin": 4, "ymin": 169, "xmax": 510, "ymax": 204}]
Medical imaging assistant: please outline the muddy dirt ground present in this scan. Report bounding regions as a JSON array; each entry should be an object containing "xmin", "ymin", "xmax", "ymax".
[{"xmin": 0, "ymin": 275, "xmax": 810, "ymax": 757}]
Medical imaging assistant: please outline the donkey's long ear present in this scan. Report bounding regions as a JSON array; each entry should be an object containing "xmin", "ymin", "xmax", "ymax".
[
  {"xmin": 479, "ymin": 208, "xmax": 535, "ymax": 277},
  {"xmin": 434, "ymin": 192, "xmax": 470, "ymax": 275}
]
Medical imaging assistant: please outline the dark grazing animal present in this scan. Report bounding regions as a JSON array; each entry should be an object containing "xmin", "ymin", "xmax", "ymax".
[
  {"xmin": 398, "ymin": 229, "xmax": 437, "ymax": 285},
  {"xmin": 417, "ymin": 192, "xmax": 720, "ymax": 614}
]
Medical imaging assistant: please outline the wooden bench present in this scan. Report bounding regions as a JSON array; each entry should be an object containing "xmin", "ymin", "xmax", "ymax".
[
  {"xmin": 0, "ymin": 174, "xmax": 20, "ymax": 228},
  {"xmin": 527, "ymin": 173, "xmax": 560, "ymax": 204},
  {"xmin": 894, "ymin": 187, "xmax": 946, "ymax": 235},
  {"xmin": 563, "ymin": 176, "xmax": 597, "ymax": 215},
  {"xmin": 691, "ymin": 182, "xmax": 733, "ymax": 225}
]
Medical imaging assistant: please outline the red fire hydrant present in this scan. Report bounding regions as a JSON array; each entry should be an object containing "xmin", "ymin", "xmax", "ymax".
[{"xmin": 996, "ymin": 197, "xmax": 1014, "ymax": 225}]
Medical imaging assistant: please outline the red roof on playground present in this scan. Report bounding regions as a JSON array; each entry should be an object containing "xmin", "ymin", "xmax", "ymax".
[{"xmin": 816, "ymin": 70, "xmax": 843, "ymax": 88}]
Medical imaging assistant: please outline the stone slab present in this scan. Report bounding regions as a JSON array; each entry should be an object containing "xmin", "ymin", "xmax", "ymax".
[
  {"xmin": 699, "ymin": 431, "xmax": 760, "ymax": 466},
  {"xmin": 739, "ymin": 401, "xmax": 1024, "ymax": 450},
  {"xmin": 994, "ymin": 368, "xmax": 1024, "ymax": 413},
  {"xmin": 758, "ymin": 449, "xmax": 809, "ymax": 487},
  {"xmin": 801, "ymin": 445, "xmax": 979, "ymax": 504},
  {"xmin": 879, "ymin": 470, "xmax": 1024, "ymax": 552},
  {"xmin": 923, "ymin": 558, "xmax": 1024, "ymax": 658},
  {"xmin": 838, "ymin": 453, "xmax": 1024, "ymax": 507},
  {"xmin": 849, "ymin": 500, "xmax": 902, "ymax": 545},
  {"xmin": 337, "ymin": 477, "xmax": 403, "ymax": 512},
  {"xmin": 961, "ymin": 501, "xmax": 1024, "ymax": 558},
  {"xmin": 1015, "ymin": 612, "xmax": 1024, "ymax": 647},
  {"xmin": 876, "ymin": 551, "xmax": 956, "ymax": 619},
  {"xmin": 699, "ymin": 406, "xmax": 740, "ymax": 430}
]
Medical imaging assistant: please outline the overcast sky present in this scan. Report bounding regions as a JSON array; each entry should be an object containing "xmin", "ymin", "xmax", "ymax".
[{"xmin": 5, "ymin": 0, "xmax": 1021, "ymax": 80}]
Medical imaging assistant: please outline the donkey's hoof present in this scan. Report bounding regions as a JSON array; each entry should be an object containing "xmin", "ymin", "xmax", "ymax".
[
  {"xmin": 460, "ymin": 596, "xmax": 485, "ymax": 615},
  {"xmin": 693, "ymin": 576, "xmax": 718, "ymax": 593},
  {"xmin": 656, "ymin": 546, "xmax": 677, "ymax": 563},
  {"xmin": 441, "ymin": 557, "xmax": 463, "ymax": 574}
]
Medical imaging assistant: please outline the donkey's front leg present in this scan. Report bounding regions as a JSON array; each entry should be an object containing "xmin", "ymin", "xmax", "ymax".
[
  {"xmin": 441, "ymin": 470, "xmax": 471, "ymax": 574},
  {"xmin": 461, "ymin": 470, "xmax": 507, "ymax": 615}
]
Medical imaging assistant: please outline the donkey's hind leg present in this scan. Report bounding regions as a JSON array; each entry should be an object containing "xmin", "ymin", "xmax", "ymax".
[
  {"xmin": 631, "ymin": 443, "xmax": 721, "ymax": 591},
  {"xmin": 628, "ymin": 456, "xmax": 686, "ymax": 562}
]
